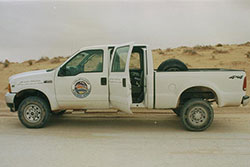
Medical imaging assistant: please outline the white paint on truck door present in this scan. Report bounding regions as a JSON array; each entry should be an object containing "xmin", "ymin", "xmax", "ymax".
[
  {"xmin": 54, "ymin": 46, "xmax": 109, "ymax": 109},
  {"xmin": 109, "ymin": 43, "xmax": 133, "ymax": 114}
]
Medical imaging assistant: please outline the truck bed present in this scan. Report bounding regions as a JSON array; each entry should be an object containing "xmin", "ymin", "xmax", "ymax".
[{"xmin": 154, "ymin": 69, "xmax": 246, "ymax": 109}]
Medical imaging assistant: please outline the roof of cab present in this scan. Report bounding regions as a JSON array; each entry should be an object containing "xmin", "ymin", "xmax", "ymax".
[{"xmin": 79, "ymin": 43, "xmax": 148, "ymax": 51}]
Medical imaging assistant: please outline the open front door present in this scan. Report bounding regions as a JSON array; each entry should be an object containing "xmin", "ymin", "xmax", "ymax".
[{"xmin": 109, "ymin": 43, "xmax": 133, "ymax": 114}]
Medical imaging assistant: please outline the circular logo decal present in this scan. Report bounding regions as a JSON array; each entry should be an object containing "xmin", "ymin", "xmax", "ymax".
[{"xmin": 72, "ymin": 78, "xmax": 91, "ymax": 98}]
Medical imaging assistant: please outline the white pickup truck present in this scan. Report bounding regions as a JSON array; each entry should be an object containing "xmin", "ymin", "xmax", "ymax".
[{"xmin": 5, "ymin": 43, "xmax": 249, "ymax": 131}]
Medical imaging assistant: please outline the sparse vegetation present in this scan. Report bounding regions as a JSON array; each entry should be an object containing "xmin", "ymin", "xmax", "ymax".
[
  {"xmin": 154, "ymin": 48, "xmax": 161, "ymax": 52},
  {"xmin": 245, "ymin": 51, "xmax": 250, "ymax": 58},
  {"xmin": 212, "ymin": 49, "xmax": 228, "ymax": 54},
  {"xmin": 28, "ymin": 60, "xmax": 33, "ymax": 66},
  {"xmin": 158, "ymin": 50, "xmax": 164, "ymax": 55},
  {"xmin": 193, "ymin": 45, "xmax": 214, "ymax": 51},
  {"xmin": 50, "ymin": 57, "xmax": 60, "ymax": 64},
  {"xmin": 216, "ymin": 43, "xmax": 223, "ymax": 47},
  {"xmin": 165, "ymin": 48, "xmax": 173, "ymax": 52},
  {"xmin": 243, "ymin": 42, "xmax": 250, "ymax": 46},
  {"xmin": 153, "ymin": 49, "xmax": 165, "ymax": 55},
  {"xmin": 183, "ymin": 49, "xmax": 198, "ymax": 55},
  {"xmin": 239, "ymin": 41, "xmax": 250, "ymax": 46},
  {"xmin": 36, "ymin": 56, "xmax": 49, "ymax": 63},
  {"xmin": 3, "ymin": 59, "xmax": 10, "ymax": 68}
]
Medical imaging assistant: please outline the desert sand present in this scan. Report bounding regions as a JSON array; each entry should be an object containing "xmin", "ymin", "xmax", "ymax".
[{"xmin": 0, "ymin": 42, "xmax": 250, "ymax": 109}]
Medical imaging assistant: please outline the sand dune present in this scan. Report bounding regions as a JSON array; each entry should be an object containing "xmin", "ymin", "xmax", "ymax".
[{"xmin": 0, "ymin": 42, "xmax": 250, "ymax": 108}]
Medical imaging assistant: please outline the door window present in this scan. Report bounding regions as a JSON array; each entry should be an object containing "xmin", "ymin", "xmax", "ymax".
[
  {"xmin": 59, "ymin": 50, "xmax": 103, "ymax": 76},
  {"xmin": 111, "ymin": 45, "xmax": 129, "ymax": 72}
]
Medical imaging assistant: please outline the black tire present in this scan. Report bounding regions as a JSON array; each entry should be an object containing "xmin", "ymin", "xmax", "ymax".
[
  {"xmin": 157, "ymin": 59, "xmax": 188, "ymax": 72},
  {"xmin": 180, "ymin": 99, "xmax": 214, "ymax": 131},
  {"xmin": 172, "ymin": 108, "xmax": 181, "ymax": 116},
  {"xmin": 18, "ymin": 96, "xmax": 51, "ymax": 128},
  {"xmin": 52, "ymin": 110, "xmax": 66, "ymax": 116}
]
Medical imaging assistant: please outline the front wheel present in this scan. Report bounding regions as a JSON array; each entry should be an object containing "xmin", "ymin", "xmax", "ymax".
[
  {"xmin": 180, "ymin": 99, "xmax": 214, "ymax": 131},
  {"xmin": 18, "ymin": 96, "xmax": 51, "ymax": 128}
]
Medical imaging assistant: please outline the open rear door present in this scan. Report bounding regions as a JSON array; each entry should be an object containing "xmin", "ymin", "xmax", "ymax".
[{"xmin": 109, "ymin": 43, "xmax": 134, "ymax": 114}]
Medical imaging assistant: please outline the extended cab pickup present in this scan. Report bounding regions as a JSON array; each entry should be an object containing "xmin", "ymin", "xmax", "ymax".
[{"xmin": 5, "ymin": 43, "xmax": 249, "ymax": 131}]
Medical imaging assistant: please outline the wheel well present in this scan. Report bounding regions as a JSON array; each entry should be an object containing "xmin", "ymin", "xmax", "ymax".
[
  {"xmin": 178, "ymin": 86, "xmax": 218, "ymax": 106},
  {"xmin": 14, "ymin": 89, "xmax": 51, "ymax": 111}
]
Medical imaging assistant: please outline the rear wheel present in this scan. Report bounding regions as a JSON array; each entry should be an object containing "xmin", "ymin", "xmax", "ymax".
[
  {"xmin": 180, "ymin": 99, "xmax": 214, "ymax": 131},
  {"xmin": 18, "ymin": 96, "xmax": 51, "ymax": 128}
]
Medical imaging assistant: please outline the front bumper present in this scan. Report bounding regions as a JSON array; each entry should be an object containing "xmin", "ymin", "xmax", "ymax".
[
  {"xmin": 5, "ymin": 92, "xmax": 16, "ymax": 112},
  {"xmin": 242, "ymin": 95, "xmax": 250, "ymax": 106}
]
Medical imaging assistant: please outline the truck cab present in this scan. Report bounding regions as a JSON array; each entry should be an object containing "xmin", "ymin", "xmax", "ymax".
[{"xmin": 53, "ymin": 43, "xmax": 153, "ymax": 113}]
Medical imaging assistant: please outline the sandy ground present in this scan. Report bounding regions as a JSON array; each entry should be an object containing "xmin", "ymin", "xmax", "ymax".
[{"xmin": 0, "ymin": 107, "xmax": 250, "ymax": 167}]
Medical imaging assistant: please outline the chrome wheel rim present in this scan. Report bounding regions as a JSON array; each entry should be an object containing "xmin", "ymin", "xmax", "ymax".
[
  {"xmin": 24, "ymin": 104, "xmax": 42, "ymax": 123},
  {"xmin": 187, "ymin": 106, "xmax": 208, "ymax": 127}
]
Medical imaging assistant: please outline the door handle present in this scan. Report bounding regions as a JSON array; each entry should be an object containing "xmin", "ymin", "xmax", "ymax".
[
  {"xmin": 122, "ymin": 78, "xmax": 126, "ymax": 87},
  {"xmin": 101, "ymin": 77, "xmax": 107, "ymax": 85}
]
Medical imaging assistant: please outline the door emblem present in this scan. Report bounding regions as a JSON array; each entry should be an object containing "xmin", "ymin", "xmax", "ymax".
[{"xmin": 72, "ymin": 78, "xmax": 91, "ymax": 98}]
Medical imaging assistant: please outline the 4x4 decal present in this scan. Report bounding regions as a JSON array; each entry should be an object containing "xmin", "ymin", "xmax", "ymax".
[{"xmin": 229, "ymin": 75, "xmax": 243, "ymax": 79}]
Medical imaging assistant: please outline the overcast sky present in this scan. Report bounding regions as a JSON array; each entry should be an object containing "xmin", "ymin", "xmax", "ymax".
[{"xmin": 0, "ymin": 0, "xmax": 250, "ymax": 62}]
